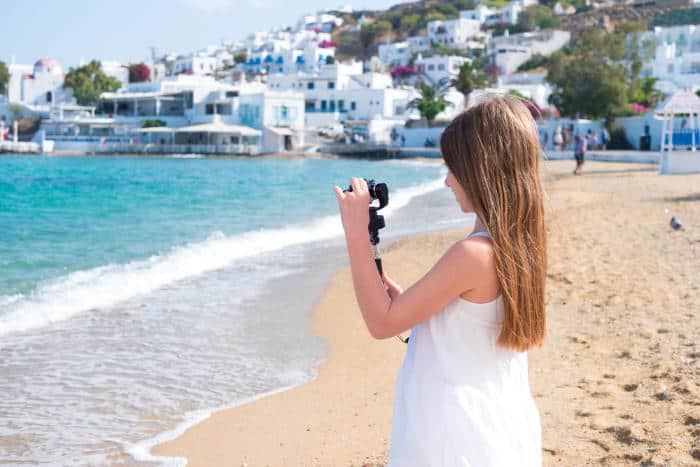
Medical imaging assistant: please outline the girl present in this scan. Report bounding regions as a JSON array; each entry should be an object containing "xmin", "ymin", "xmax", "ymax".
[{"xmin": 334, "ymin": 94, "xmax": 546, "ymax": 466}]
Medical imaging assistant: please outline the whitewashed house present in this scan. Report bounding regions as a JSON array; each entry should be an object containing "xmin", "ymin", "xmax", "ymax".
[
  {"xmin": 495, "ymin": 71, "xmax": 552, "ymax": 109},
  {"xmin": 407, "ymin": 36, "xmax": 432, "ymax": 54},
  {"xmin": 378, "ymin": 41, "xmax": 411, "ymax": 67},
  {"xmin": 490, "ymin": 30, "xmax": 571, "ymax": 75},
  {"xmin": 639, "ymin": 25, "xmax": 700, "ymax": 95},
  {"xmin": 266, "ymin": 62, "xmax": 416, "ymax": 130},
  {"xmin": 414, "ymin": 55, "xmax": 470, "ymax": 85},
  {"xmin": 427, "ymin": 18, "xmax": 482, "ymax": 49},
  {"xmin": 7, "ymin": 58, "xmax": 72, "ymax": 107},
  {"xmin": 100, "ymin": 61, "xmax": 129, "ymax": 88},
  {"xmin": 243, "ymin": 29, "xmax": 336, "ymax": 75}
]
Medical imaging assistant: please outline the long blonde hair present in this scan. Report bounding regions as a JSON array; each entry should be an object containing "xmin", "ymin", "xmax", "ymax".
[{"xmin": 440, "ymin": 94, "xmax": 546, "ymax": 351}]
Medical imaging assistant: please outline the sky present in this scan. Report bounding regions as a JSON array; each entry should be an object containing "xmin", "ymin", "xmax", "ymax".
[{"xmin": 1, "ymin": 0, "xmax": 400, "ymax": 69}]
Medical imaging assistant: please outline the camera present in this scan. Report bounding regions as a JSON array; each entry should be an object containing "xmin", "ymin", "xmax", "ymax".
[{"xmin": 344, "ymin": 179, "xmax": 389, "ymax": 210}]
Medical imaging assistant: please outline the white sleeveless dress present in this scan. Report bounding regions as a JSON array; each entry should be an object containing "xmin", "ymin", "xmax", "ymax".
[{"xmin": 387, "ymin": 231, "xmax": 542, "ymax": 467}]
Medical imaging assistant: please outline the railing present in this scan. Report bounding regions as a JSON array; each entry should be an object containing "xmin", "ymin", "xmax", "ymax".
[
  {"xmin": 47, "ymin": 139, "xmax": 261, "ymax": 155},
  {"xmin": 305, "ymin": 109, "xmax": 348, "ymax": 113},
  {"xmin": 114, "ymin": 143, "xmax": 261, "ymax": 155},
  {"xmin": 663, "ymin": 129, "xmax": 700, "ymax": 148}
]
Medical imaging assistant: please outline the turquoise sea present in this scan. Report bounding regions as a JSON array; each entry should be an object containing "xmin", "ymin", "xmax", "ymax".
[{"xmin": 0, "ymin": 154, "xmax": 471, "ymax": 464}]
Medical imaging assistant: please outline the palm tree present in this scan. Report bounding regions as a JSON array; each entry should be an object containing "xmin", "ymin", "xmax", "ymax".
[
  {"xmin": 639, "ymin": 77, "xmax": 664, "ymax": 108},
  {"xmin": 451, "ymin": 61, "xmax": 491, "ymax": 108},
  {"xmin": 407, "ymin": 82, "xmax": 451, "ymax": 127}
]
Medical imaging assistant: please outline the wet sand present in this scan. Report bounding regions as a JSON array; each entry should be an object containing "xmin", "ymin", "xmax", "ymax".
[{"xmin": 153, "ymin": 160, "xmax": 700, "ymax": 465}]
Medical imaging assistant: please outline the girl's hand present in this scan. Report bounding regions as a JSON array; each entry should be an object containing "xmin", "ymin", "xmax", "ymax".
[
  {"xmin": 382, "ymin": 272, "xmax": 403, "ymax": 300},
  {"xmin": 333, "ymin": 177, "xmax": 371, "ymax": 240}
]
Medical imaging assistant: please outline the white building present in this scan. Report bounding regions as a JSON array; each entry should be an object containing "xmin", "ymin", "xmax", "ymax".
[
  {"xmin": 495, "ymin": 71, "xmax": 552, "ymax": 108},
  {"xmin": 7, "ymin": 58, "xmax": 72, "ymax": 107},
  {"xmin": 296, "ymin": 13, "xmax": 343, "ymax": 33},
  {"xmin": 38, "ymin": 74, "xmax": 302, "ymax": 154},
  {"xmin": 243, "ymin": 29, "xmax": 335, "ymax": 75},
  {"xmin": 460, "ymin": 5, "xmax": 496, "ymax": 25},
  {"xmin": 490, "ymin": 30, "xmax": 571, "ymax": 75},
  {"xmin": 238, "ymin": 91, "xmax": 305, "ymax": 152},
  {"xmin": 378, "ymin": 41, "xmax": 411, "ymax": 67},
  {"xmin": 460, "ymin": 3, "xmax": 522, "ymax": 26},
  {"xmin": 266, "ymin": 62, "xmax": 416, "ymax": 129},
  {"xmin": 414, "ymin": 55, "xmax": 470, "ymax": 85},
  {"xmin": 377, "ymin": 35, "xmax": 434, "ymax": 67},
  {"xmin": 173, "ymin": 52, "xmax": 218, "ymax": 75},
  {"xmin": 639, "ymin": 25, "xmax": 700, "ymax": 95},
  {"xmin": 427, "ymin": 18, "xmax": 482, "ymax": 48},
  {"xmin": 100, "ymin": 61, "xmax": 129, "ymax": 88},
  {"xmin": 407, "ymin": 36, "xmax": 432, "ymax": 54}
]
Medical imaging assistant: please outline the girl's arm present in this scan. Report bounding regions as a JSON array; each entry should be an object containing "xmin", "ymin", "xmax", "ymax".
[{"xmin": 335, "ymin": 178, "xmax": 485, "ymax": 340}]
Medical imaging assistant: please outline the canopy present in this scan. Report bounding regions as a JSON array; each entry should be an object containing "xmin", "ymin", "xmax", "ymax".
[
  {"xmin": 174, "ymin": 122, "xmax": 261, "ymax": 136},
  {"xmin": 267, "ymin": 126, "xmax": 293, "ymax": 136},
  {"xmin": 655, "ymin": 90, "xmax": 700, "ymax": 116}
]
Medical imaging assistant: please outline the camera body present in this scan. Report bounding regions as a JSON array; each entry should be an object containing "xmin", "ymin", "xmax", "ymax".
[{"xmin": 345, "ymin": 179, "xmax": 389, "ymax": 210}]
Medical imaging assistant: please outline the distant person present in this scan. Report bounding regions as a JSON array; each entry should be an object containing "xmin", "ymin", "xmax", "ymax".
[
  {"xmin": 590, "ymin": 131, "xmax": 599, "ymax": 150},
  {"xmin": 574, "ymin": 134, "xmax": 587, "ymax": 175},
  {"xmin": 335, "ymin": 94, "xmax": 546, "ymax": 465},
  {"xmin": 400, "ymin": 134, "xmax": 405, "ymax": 147},
  {"xmin": 601, "ymin": 127, "xmax": 610, "ymax": 150},
  {"xmin": 553, "ymin": 128, "xmax": 563, "ymax": 150}
]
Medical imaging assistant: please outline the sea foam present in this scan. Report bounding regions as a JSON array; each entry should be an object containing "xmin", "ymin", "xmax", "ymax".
[{"xmin": 0, "ymin": 176, "xmax": 445, "ymax": 337}]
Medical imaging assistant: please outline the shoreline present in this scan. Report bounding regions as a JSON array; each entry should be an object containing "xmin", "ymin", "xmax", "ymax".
[
  {"xmin": 151, "ymin": 160, "xmax": 700, "ymax": 465},
  {"xmin": 151, "ymin": 227, "xmax": 470, "ymax": 466}
]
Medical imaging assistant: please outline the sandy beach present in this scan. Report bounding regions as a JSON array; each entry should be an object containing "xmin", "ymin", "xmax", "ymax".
[{"xmin": 153, "ymin": 160, "xmax": 700, "ymax": 465}]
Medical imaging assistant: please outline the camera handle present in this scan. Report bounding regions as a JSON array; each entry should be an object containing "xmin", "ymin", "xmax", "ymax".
[{"xmin": 369, "ymin": 207, "xmax": 385, "ymax": 275}]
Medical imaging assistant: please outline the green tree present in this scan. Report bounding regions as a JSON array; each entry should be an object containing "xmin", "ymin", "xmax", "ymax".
[
  {"xmin": 64, "ymin": 60, "xmax": 122, "ymax": 106},
  {"xmin": 360, "ymin": 23, "xmax": 378, "ymax": 51},
  {"xmin": 631, "ymin": 77, "xmax": 664, "ymax": 108},
  {"xmin": 516, "ymin": 5, "xmax": 559, "ymax": 32},
  {"xmin": 547, "ymin": 49, "xmax": 628, "ymax": 119},
  {"xmin": 451, "ymin": 61, "xmax": 491, "ymax": 108},
  {"xmin": 545, "ymin": 26, "xmax": 658, "ymax": 119},
  {"xmin": 142, "ymin": 119, "xmax": 166, "ymax": 128},
  {"xmin": 408, "ymin": 82, "xmax": 451, "ymax": 127},
  {"xmin": 400, "ymin": 14, "xmax": 421, "ymax": 32},
  {"xmin": 9, "ymin": 104, "xmax": 24, "ymax": 122},
  {"xmin": 424, "ymin": 11, "xmax": 447, "ymax": 22},
  {"xmin": 0, "ymin": 61, "xmax": 9, "ymax": 95}
]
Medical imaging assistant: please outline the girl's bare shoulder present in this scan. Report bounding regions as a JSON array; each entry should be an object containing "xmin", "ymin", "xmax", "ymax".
[{"xmin": 450, "ymin": 235, "xmax": 496, "ymax": 273}]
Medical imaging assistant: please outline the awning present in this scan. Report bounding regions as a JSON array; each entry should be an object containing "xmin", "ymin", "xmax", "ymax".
[
  {"xmin": 267, "ymin": 126, "xmax": 293, "ymax": 136},
  {"xmin": 174, "ymin": 123, "xmax": 261, "ymax": 136},
  {"xmin": 135, "ymin": 127, "xmax": 175, "ymax": 133}
]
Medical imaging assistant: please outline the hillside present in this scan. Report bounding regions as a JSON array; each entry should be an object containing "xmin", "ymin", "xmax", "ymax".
[{"xmin": 328, "ymin": 0, "xmax": 688, "ymax": 61}]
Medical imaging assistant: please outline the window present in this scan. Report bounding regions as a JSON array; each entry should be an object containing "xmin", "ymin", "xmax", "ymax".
[
  {"xmin": 428, "ymin": 64, "xmax": 435, "ymax": 71},
  {"xmin": 321, "ymin": 100, "xmax": 327, "ymax": 111},
  {"xmin": 307, "ymin": 82, "xmax": 315, "ymax": 89},
  {"xmin": 231, "ymin": 136, "xmax": 240, "ymax": 144},
  {"xmin": 205, "ymin": 103, "xmax": 215, "ymax": 114},
  {"xmin": 350, "ymin": 101, "xmax": 356, "ymax": 111},
  {"xmin": 338, "ymin": 99, "xmax": 345, "ymax": 111},
  {"xmin": 305, "ymin": 101, "xmax": 315, "ymax": 111},
  {"xmin": 438, "ymin": 64, "xmax": 445, "ymax": 70},
  {"xmin": 330, "ymin": 100, "xmax": 336, "ymax": 111},
  {"xmin": 328, "ymin": 81, "xmax": 335, "ymax": 89},
  {"xmin": 226, "ymin": 91, "xmax": 239, "ymax": 98}
]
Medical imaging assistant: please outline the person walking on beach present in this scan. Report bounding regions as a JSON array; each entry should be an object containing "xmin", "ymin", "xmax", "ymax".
[
  {"xmin": 553, "ymin": 127, "xmax": 563, "ymax": 151},
  {"xmin": 334, "ymin": 94, "xmax": 546, "ymax": 466},
  {"xmin": 601, "ymin": 127, "xmax": 610, "ymax": 151},
  {"xmin": 573, "ymin": 134, "xmax": 587, "ymax": 175}
]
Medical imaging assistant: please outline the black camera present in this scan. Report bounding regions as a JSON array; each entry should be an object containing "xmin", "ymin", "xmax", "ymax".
[{"xmin": 344, "ymin": 179, "xmax": 389, "ymax": 210}]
